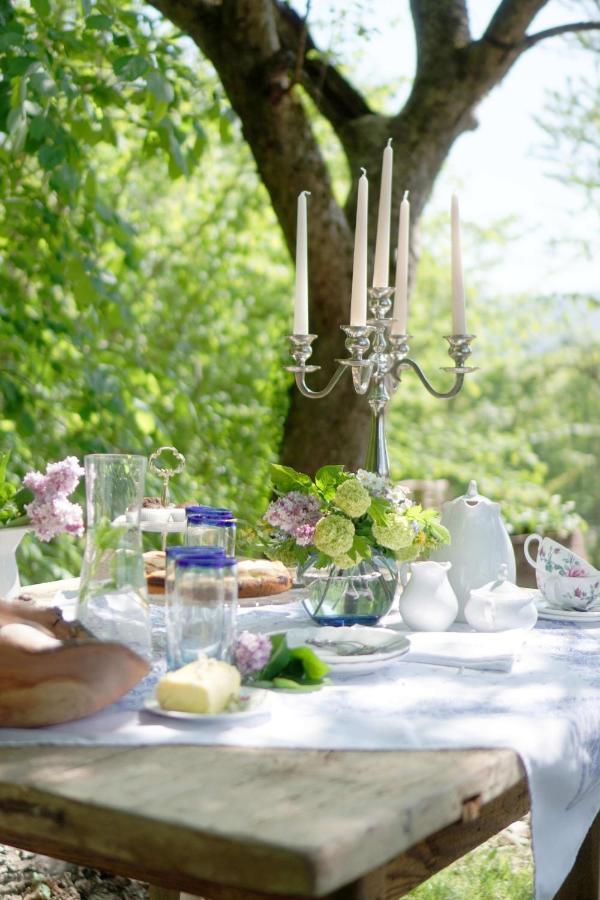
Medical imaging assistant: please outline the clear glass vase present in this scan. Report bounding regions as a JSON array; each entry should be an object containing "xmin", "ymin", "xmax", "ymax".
[
  {"xmin": 77, "ymin": 454, "xmax": 151, "ymax": 659},
  {"xmin": 298, "ymin": 552, "xmax": 398, "ymax": 626}
]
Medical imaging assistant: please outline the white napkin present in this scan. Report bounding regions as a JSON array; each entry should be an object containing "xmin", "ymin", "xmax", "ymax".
[{"xmin": 400, "ymin": 629, "xmax": 526, "ymax": 672}]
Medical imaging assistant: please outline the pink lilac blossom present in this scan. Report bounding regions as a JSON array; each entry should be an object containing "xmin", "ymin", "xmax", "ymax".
[
  {"xmin": 294, "ymin": 522, "xmax": 316, "ymax": 546},
  {"xmin": 24, "ymin": 456, "xmax": 84, "ymax": 499},
  {"xmin": 24, "ymin": 456, "xmax": 85, "ymax": 542},
  {"xmin": 26, "ymin": 496, "xmax": 84, "ymax": 542},
  {"xmin": 233, "ymin": 631, "xmax": 272, "ymax": 676},
  {"xmin": 265, "ymin": 491, "xmax": 321, "ymax": 535}
]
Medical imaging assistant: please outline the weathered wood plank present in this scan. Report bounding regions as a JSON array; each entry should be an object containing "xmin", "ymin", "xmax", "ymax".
[
  {"xmin": 150, "ymin": 889, "xmax": 180, "ymax": 900},
  {"xmin": 0, "ymin": 746, "xmax": 525, "ymax": 897}
]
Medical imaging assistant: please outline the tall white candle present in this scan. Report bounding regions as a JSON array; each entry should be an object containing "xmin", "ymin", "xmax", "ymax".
[
  {"xmin": 350, "ymin": 169, "xmax": 368, "ymax": 326},
  {"xmin": 293, "ymin": 190, "xmax": 310, "ymax": 334},
  {"xmin": 373, "ymin": 138, "xmax": 393, "ymax": 288},
  {"xmin": 392, "ymin": 190, "xmax": 410, "ymax": 334},
  {"xmin": 451, "ymin": 194, "xmax": 467, "ymax": 334}
]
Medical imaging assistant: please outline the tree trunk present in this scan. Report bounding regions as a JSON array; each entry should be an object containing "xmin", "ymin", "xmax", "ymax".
[{"xmin": 149, "ymin": 0, "xmax": 563, "ymax": 474}]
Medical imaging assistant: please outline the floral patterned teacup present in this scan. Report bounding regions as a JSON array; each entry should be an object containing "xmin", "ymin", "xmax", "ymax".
[
  {"xmin": 542, "ymin": 573, "xmax": 600, "ymax": 612},
  {"xmin": 524, "ymin": 533, "xmax": 598, "ymax": 606}
]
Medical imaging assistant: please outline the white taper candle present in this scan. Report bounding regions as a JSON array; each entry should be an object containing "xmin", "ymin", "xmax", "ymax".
[
  {"xmin": 350, "ymin": 169, "xmax": 368, "ymax": 326},
  {"xmin": 293, "ymin": 190, "xmax": 310, "ymax": 334},
  {"xmin": 451, "ymin": 194, "xmax": 467, "ymax": 334},
  {"xmin": 373, "ymin": 138, "xmax": 393, "ymax": 288},
  {"xmin": 392, "ymin": 190, "xmax": 410, "ymax": 334}
]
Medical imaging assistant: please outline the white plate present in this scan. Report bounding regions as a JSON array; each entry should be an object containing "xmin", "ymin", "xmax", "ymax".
[
  {"xmin": 283, "ymin": 626, "xmax": 410, "ymax": 675},
  {"xmin": 143, "ymin": 687, "xmax": 271, "ymax": 722},
  {"xmin": 537, "ymin": 605, "xmax": 600, "ymax": 623}
]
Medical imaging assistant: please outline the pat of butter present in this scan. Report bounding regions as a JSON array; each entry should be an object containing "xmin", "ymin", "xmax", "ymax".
[{"xmin": 156, "ymin": 658, "xmax": 241, "ymax": 714}]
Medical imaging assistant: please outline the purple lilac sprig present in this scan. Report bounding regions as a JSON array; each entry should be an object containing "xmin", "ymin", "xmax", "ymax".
[
  {"xmin": 265, "ymin": 491, "xmax": 321, "ymax": 545},
  {"xmin": 233, "ymin": 631, "xmax": 272, "ymax": 676},
  {"xmin": 23, "ymin": 456, "xmax": 85, "ymax": 542}
]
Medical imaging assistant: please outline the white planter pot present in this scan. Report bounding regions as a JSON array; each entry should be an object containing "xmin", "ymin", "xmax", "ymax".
[{"xmin": 0, "ymin": 526, "xmax": 30, "ymax": 599}]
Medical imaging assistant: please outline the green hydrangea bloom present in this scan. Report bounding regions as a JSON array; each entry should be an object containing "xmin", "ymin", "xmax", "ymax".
[
  {"xmin": 331, "ymin": 552, "xmax": 361, "ymax": 570},
  {"xmin": 394, "ymin": 543, "xmax": 419, "ymax": 562},
  {"xmin": 313, "ymin": 514, "xmax": 355, "ymax": 557},
  {"xmin": 334, "ymin": 478, "xmax": 371, "ymax": 518},
  {"xmin": 372, "ymin": 513, "xmax": 415, "ymax": 552}
]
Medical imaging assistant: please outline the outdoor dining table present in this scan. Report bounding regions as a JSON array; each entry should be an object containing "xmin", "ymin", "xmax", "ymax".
[{"xmin": 1, "ymin": 580, "xmax": 600, "ymax": 900}]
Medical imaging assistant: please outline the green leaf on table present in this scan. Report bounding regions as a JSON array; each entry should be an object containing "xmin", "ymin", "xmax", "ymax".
[
  {"xmin": 288, "ymin": 645, "xmax": 330, "ymax": 681},
  {"xmin": 271, "ymin": 677, "xmax": 323, "ymax": 692},
  {"xmin": 257, "ymin": 633, "xmax": 292, "ymax": 680},
  {"xmin": 253, "ymin": 634, "xmax": 329, "ymax": 689}
]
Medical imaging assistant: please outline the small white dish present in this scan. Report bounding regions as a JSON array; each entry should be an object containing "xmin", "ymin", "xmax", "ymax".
[
  {"xmin": 143, "ymin": 687, "xmax": 271, "ymax": 722},
  {"xmin": 284, "ymin": 626, "xmax": 410, "ymax": 675},
  {"xmin": 114, "ymin": 513, "xmax": 186, "ymax": 534}
]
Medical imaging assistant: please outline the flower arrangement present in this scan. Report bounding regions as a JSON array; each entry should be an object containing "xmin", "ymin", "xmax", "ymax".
[
  {"xmin": 0, "ymin": 452, "xmax": 84, "ymax": 541},
  {"xmin": 251, "ymin": 463, "xmax": 450, "ymax": 570}
]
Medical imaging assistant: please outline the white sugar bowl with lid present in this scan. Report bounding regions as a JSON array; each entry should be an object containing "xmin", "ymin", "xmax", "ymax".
[{"xmin": 464, "ymin": 565, "xmax": 538, "ymax": 632}]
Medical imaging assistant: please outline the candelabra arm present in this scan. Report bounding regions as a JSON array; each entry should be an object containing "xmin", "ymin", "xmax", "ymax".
[
  {"xmin": 294, "ymin": 365, "xmax": 349, "ymax": 399},
  {"xmin": 396, "ymin": 358, "xmax": 465, "ymax": 399}
]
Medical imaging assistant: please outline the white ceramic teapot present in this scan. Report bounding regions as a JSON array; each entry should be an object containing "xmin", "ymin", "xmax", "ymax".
[
  {"xmin": 398, "ymin": 561, "xmax": 458, "ymax": 631},
  {"xmin": 464, "ymin": 565, "xmax": 538, "ymax": 632},
  {"xmin": 431, "ymin": 480, "xmax": 516, "ymax": 622}
]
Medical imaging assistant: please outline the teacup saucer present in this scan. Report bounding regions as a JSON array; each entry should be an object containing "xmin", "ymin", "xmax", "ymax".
[{"xmin": 536, "ymin": 604, "xmax": 600, "ymax": 623}]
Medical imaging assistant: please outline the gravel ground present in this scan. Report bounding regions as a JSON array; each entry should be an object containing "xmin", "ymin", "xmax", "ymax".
[{"xmin": 0, "ymin": 846, "xmax": 148, "ymax": 899}]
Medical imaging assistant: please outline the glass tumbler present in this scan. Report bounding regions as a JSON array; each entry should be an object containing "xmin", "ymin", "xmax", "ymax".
[
  {"xmin": 220, "ymin": 556, "xmax": 238, "ymax": 662},
  {"xmin": 168, "ymin": 554, "xmax": 225, "ymax": 669},
  {"xmin": 185, "ymin": 512, "xmax": 236, "ymax": 557},
  {"xmin": 77, "ymin": 454, "xmax": 151, "ymax": 659}
]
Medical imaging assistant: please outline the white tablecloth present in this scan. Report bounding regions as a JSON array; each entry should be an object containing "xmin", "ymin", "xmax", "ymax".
[{"xmin": 4, "ymin": 594, "xmax": 600, "ymax": 900}]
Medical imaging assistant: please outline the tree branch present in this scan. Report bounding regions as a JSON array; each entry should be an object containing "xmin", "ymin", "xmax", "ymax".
[
  {"xmin": 523, "ymin": 21, "xmax": 600, "ymax": 48},
  {"xmin": 273, "ymin": 0, "xmax": 372, "ymax": 130},
  {"xmin": 483, "ymin": 0, "xmax": 548, "ymax": 47}
]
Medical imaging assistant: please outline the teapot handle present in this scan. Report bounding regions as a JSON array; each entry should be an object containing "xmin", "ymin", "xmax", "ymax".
[{"xmin": 524, "ymin": 534, "xmax": 542, "ymax": 569}]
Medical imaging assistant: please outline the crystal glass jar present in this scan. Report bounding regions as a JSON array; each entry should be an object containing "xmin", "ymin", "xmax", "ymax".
[
  {"xmin": 298, "ymin": 552, "xmax": 398, "ymax": 626},
  {"xmin": 77, "ymin": 454, "xmax": 151, "ymax": 659}
]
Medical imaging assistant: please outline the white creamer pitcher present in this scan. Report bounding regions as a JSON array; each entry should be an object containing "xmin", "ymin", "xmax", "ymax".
[
  {"xmin": 398, "ymin": 561, "xmax": 458, "ymax": 631},
  {"xmin": 431, "ymin": 480, "xmax": 516, "ymax": 622}
]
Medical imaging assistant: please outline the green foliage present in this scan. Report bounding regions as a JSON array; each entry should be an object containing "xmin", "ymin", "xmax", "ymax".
[
  {"xmin": 407, "ymin": 844, "xmax": 532, "ymax": 899},
  {"xmin": 0, "ymin": 0, "xmax": 290, "ymax": 583}
]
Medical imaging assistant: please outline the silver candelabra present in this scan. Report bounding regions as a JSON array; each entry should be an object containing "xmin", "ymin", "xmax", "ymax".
[{"xmin": 286, "ymin": 287, "xmax": 477, "ymax": 478}]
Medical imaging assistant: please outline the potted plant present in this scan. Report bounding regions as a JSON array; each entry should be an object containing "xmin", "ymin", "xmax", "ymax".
[
  {"xmin": 0, "ymin": 452, "xmax": 84, "ymax": 598},
  {"xmin": 246, "ymin": 464, "xmax": 449, "ymax": 626},
  {"xmin": 503, "ymin": 487, "xmax": 587, "ymax": 588}
]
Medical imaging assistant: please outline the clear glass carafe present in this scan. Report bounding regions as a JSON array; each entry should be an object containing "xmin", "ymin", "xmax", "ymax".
[{"xmin": 77, "ymin": 454, "xmax": 151, "ymax": 659}]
